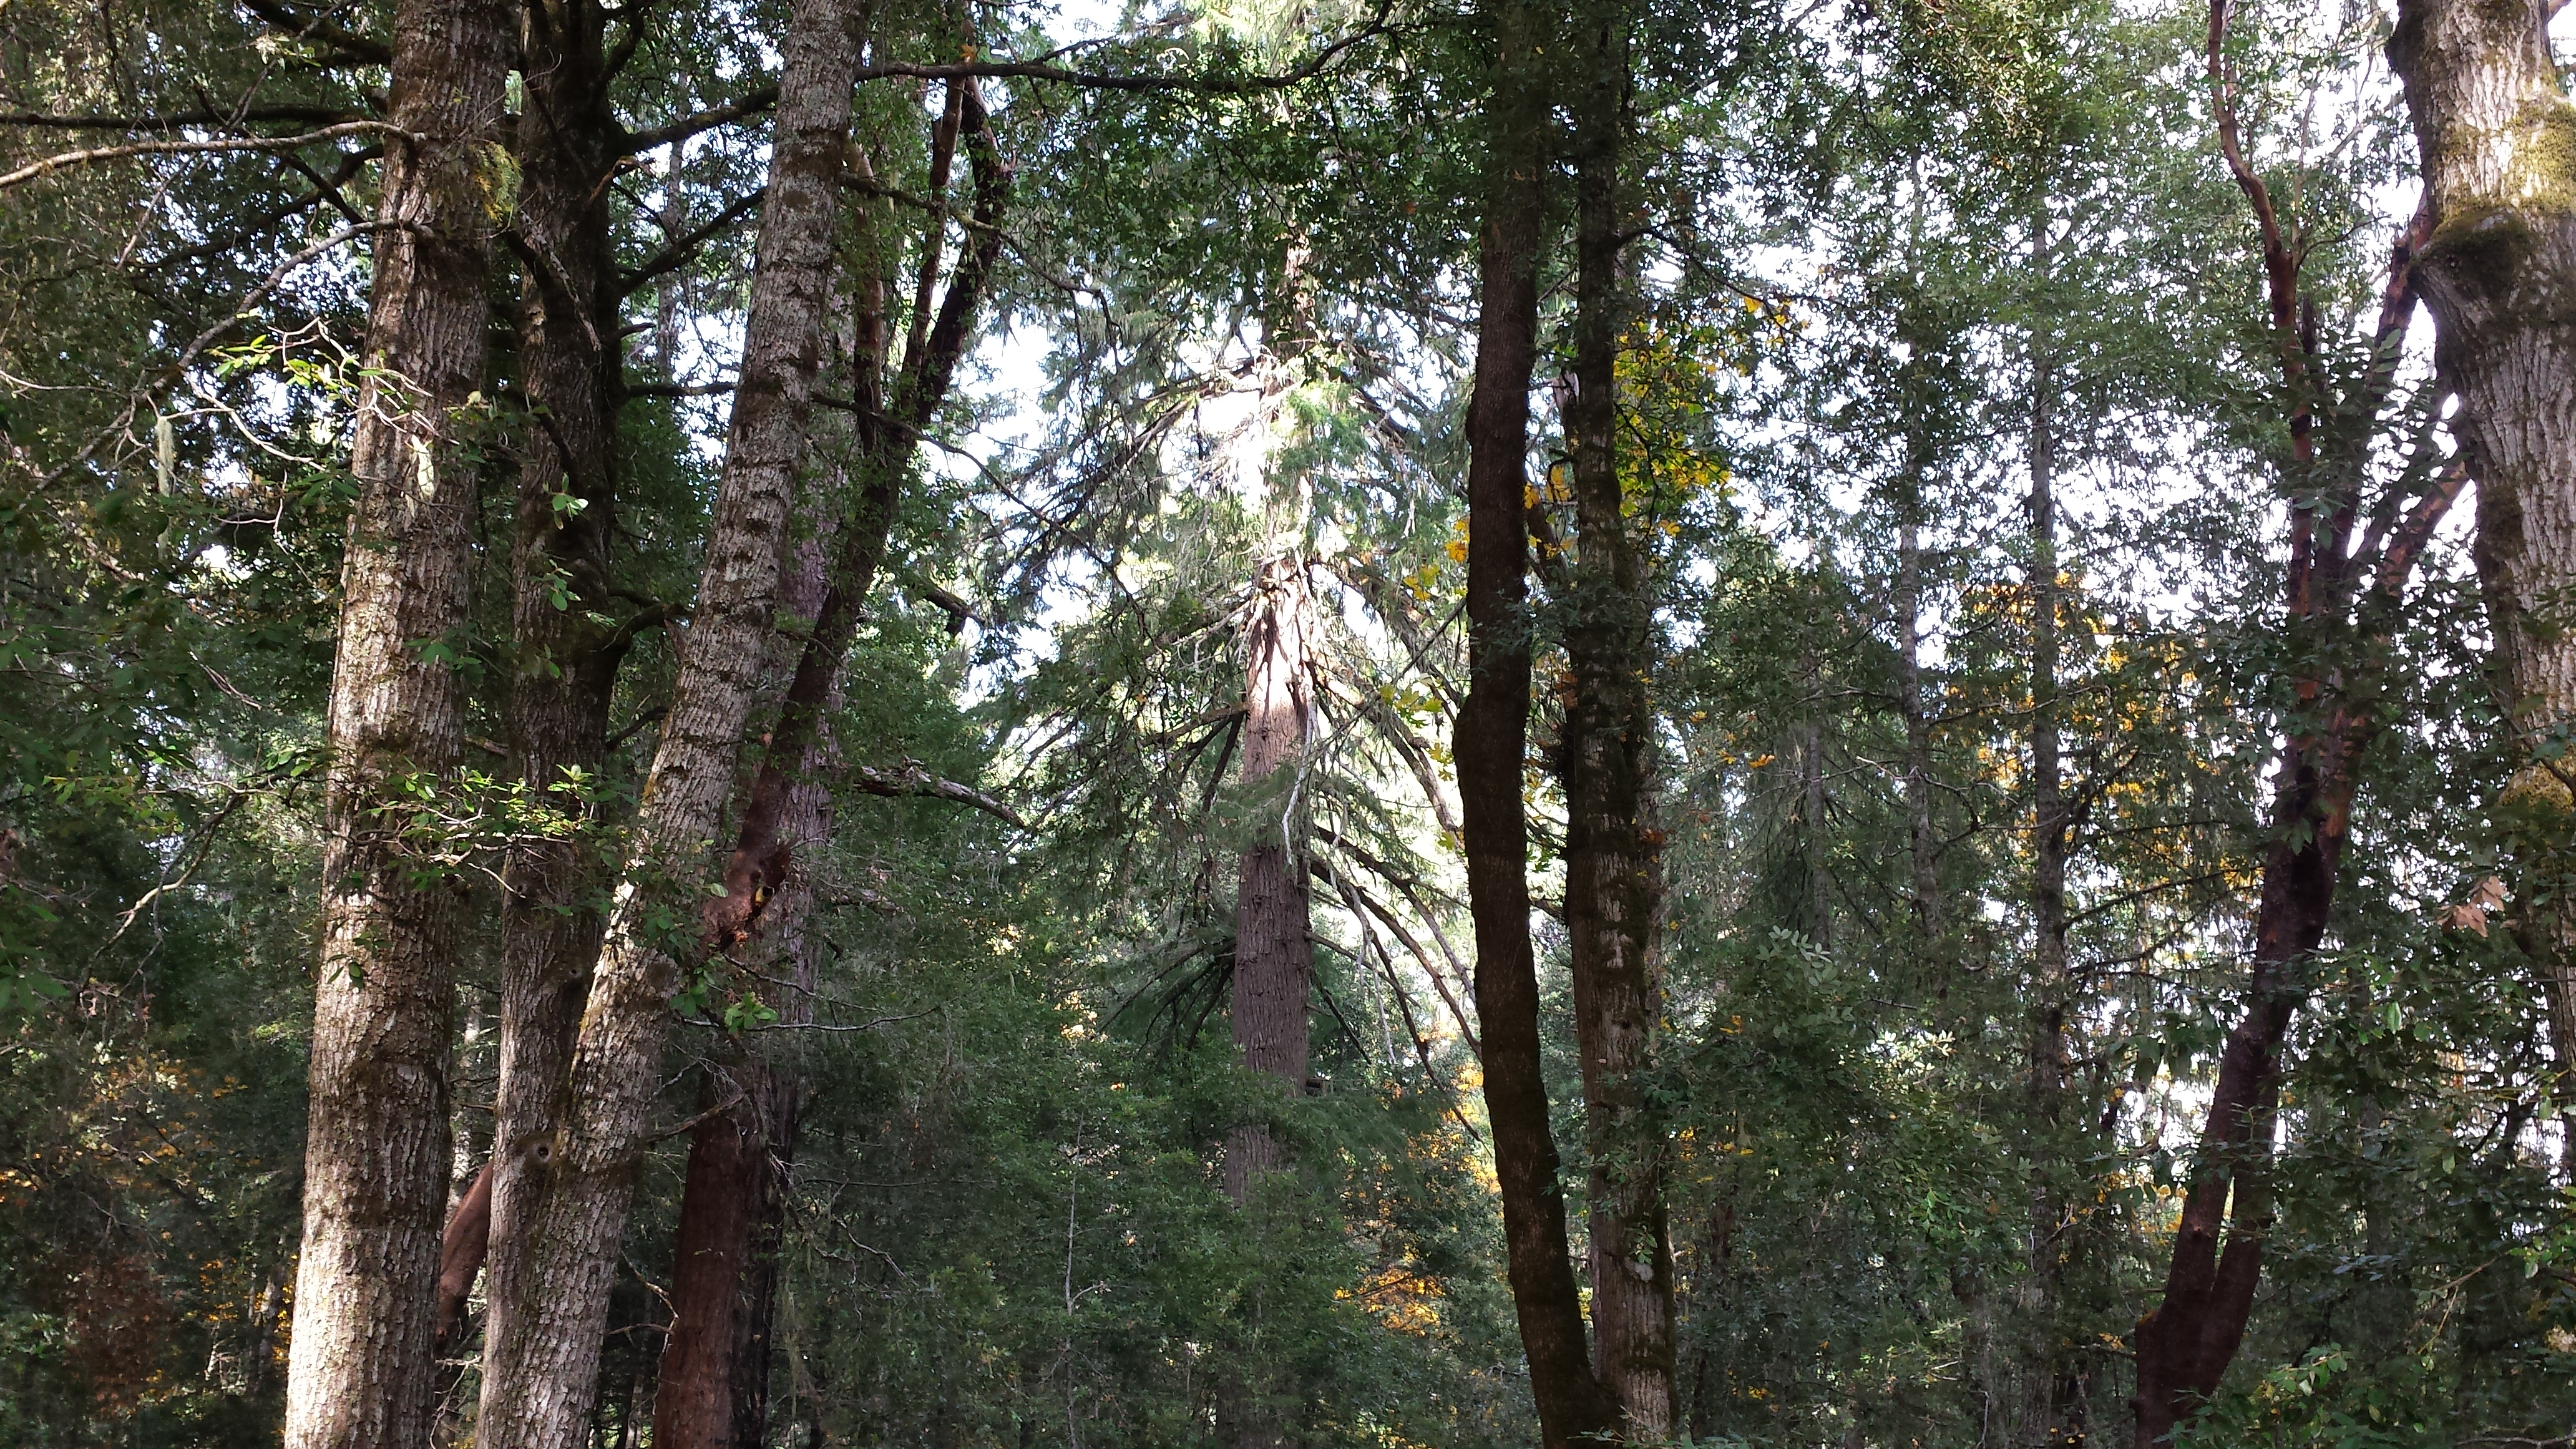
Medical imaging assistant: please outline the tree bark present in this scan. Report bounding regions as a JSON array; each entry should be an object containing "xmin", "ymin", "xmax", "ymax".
[
  {"xmin": 1561, "ymin": 6, "xmax": 1675, "ymax": 1435},
  {"xmin": 473, "ymin": 0, "xmax": 866, "ymax": 1441},
  {"xmin": 1456, "ymin": 2, "xmax": 1622, "ymax": 1443},
  {"xmin": 2024, "ymin": 218, "xmax": 2081, "ymax": 1449},
  {"xmin": 656, "ymin": 77, "xmax": 1008, "ymax": 1449},
  {"xmin": 477, "ymin": 0, "xmax": 632, "ymax": 1388},
  {"xmin": 1224, "ymin": 555, "xmax": 1316, "ymax": 1204},
  {"xmin": 285, "ymin": 3, "xmax": 512, "ymax": 1447},
  {"xmin": 2132, "ymin": 37, "xmax": 2456, "ymax": 1433},
  {"xmin": 2388, "ymin": 0, "xmax": 2576, "ymax": 1177}
]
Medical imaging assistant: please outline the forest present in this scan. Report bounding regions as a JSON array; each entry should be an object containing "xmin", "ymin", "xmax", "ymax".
[{"xmin": 4, "ymin": 0, "xmax": 2576, "ymax": 1444}]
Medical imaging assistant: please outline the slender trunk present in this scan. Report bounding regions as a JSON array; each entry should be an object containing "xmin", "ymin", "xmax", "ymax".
[
  {"xmin": 1224, "ymin": 556, "xmax": 1315, "ymax": 1203},
  {"xmin": 1561, "ymin": 7, "xmax": 1674, "ymax": 1436},
  {"xmin": 658, "ymin": 79, "xmax": 1007, "ymax": 1449},
  {"xmin": 655, "ymin": 1065, "xmax": 803, "ymax": 1449},
  {"xmin": 286, "ymin": 4, "xmax": 512, "ymax": 1447},
  {"xmin": 2025, "ymin": 222, "xmax": 2079, "ymax": 1449},
  {"xmin": 1897, "ymin": 506, "xmax": 1939, "ymax": 939},
  {"xmin": 2389, "ymin": 0, "xmax": 2576, "ymax": 1180},
  {"xmin": 1457, "ymin": 3, "xmax": 1621, "ymax": 1443},
  {"xmin": 2133, "ymin": 42, "xmax": 2455, "ymax": 1430},
  {"xmin": 477, "ymin": 0, "xmax": 631, "ymax": 1395},
  {"xmin": 474, "ymin": 0, "xmax": 866, "ymax": 1442},
  {"xmin": 655, "ymin": 451, "xmax": 844, "ymax": 1449}
]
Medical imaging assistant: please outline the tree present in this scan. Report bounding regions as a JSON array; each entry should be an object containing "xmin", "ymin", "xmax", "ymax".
[
  {"xmin": 284, "ymin": 3, "xmax": 512, "ymax": 1445},
  {"xmin": 473, "ymin": 0, "xmax": 867, "ymax": 1438}
]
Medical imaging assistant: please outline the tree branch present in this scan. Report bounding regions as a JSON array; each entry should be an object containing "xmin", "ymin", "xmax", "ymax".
[
  {"xmin": 617, "ymin": 185, "xmax": 765, "ymax": 297},
  {"xmin": 621, "ymin": 85, "xmax": 781, "ymax": 155},
  {"xmin": 0, "ymin": 120, "xmax": 412, "ymax": 193}
]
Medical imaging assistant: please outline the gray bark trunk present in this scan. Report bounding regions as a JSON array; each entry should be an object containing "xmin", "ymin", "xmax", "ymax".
[
  {"xmin": 2389, "ymin": 0, "xmax": 2576, "ymax": 1178},
  {"xmin": 479, "ymin": 0, "xmax": 630, "ymax": 1392},
  {"xmin": 2024, "ymin": 221, "xmax": 2079, "ymax": 1449},
  {"xmin": 285, "ymin": 3, "xmax": 512, "ymax": 1447},
  {"xmin": 473, "ymin": 0, "xmax": 866, "ymax": 1440}
]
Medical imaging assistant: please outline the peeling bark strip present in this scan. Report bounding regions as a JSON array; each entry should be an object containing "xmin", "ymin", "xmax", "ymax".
[
  {"xmin": 1561, "ymin": 5, "xmax": 1675, "ymax": 1435},
  {"xmin": 472, "ymin": 0, "xmax": 868, "ymax": 1441},
  {"xmin": 285, "ymin": 2, "xmax": 512, "ymax": 1447},
  {"xmin": 1456, "ymin": 2, "xmax": 1622, "ymax": 1443},
  {"xmin": 477, "ymin": 0, "xmax": 635, "ymax": 1392},
  {"xmin": 1225, "ymin": 557, "xmax": 1317, "ymax": 1204},
  {"xmin": 2388, "ymin": 0, "xmax": 2576, "ymax": 1163},
  {"xmin": 2131, "ymin": 13, "xmax": 2461, "ymax": 1437}
]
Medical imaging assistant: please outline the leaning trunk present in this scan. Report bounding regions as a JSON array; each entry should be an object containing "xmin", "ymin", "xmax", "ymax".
[
  {"xmin": 473, "ymin": 0, "xmax": 865, "ymax": 1442},
  {"xmin": 656, "ymin": 77, "xmax": 1008, "ymax": 1449},
  {"xmin": 285, "ymin": 3, "xmax": 512, "ymax": 1447},
  {"xmin": 1561, "ymin": 6, "xmax": 1675, "ymax": 1435},
  {"xmin": 1456, "ymin": 1, "xmax": 1621, "ymax": 1442},
  {"xmin": 2389, "ymin": 0, "xmax": 2576, "ymax": 1177}
]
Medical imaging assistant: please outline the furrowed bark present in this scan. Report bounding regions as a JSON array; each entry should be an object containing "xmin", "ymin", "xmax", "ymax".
[
  {"xmin": 1224, "ymin": 555, "xmax": 1317, "ymax": 1204},
  {"xmin": 472, "ymin": 0, "xmax": 866, "ymax": 1440},
  {"xmin": 2388, "ymin": 0, "xmax": 2576, "ymax": 1175},
  {"xmin": 1217, "ymin": 554, "xmax": 1315, "ymax": 1449},
  {"xmin": 703, "ymin": 76, "xmax": 1009, "ymax": 959},
  {"xmin": 1456, "ymin": 2, "xmax": 1621, "ymax": 1442},
  {"xmin": 285, "ymin": 3, "xmax": 512, "ymax": 1447},
  {"xmin": 476, "ymin": 0, "xmax": 631, "ymax": 1391},
  {"xmin": 658, "ymin": 78, "xmax": 1009, "ymax": 1449},
  {"xmin": 1561, "ymin": 4, "xmax": 1674, "ymax": 1435},
  {"xmin": 655, "ymin": 338, "xmax": 849, "ymax": 1449}
]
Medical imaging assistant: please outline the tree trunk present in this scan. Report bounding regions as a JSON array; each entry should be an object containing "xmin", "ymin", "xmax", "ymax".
[
  {"xmin": 2024, "ymin": 220, "xmax": 2080, "ymax": 1449},
  {"xmin": 2388, "ymin": 0, "xmax": 2576, "ymax": 1179},
  {"xmin": 655, "ymin": 454, "xmax": 844, "ymax": 1449},
  {"xmin": 477, "ymin": 0, "xmax": 632, "ymax": 1392},
  {"xmin": 1896, "ymin": 507, "xmax": 1940, "ymax": 940},
  {"xmin": 1224, "ymin": 555, "xmax": 1315, "ymax": 1204},
  {"xmin": 1561, "ymin": 6, "xmax": 1675, "ymax": 1435},
  {"xmin": 1456, "ymin": 2, "xmax": 1622, "ymax": 1443},
  {"xmin": 656, "ymin": 77, "xmax": 1008, "ymax": 1449},
  {"xmin": 2132, "ymin": 45, "xmax": 2457, "ymax": 1432},
  {"xmin": 285, "ymin": 3, "xmax": 512, "ymax": 1447},
  {"xmin": 474, "ymin": 0, "xmax": 866, "ymax": 1441}
]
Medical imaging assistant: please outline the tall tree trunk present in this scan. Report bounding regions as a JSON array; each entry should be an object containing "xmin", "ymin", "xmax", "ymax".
[
  {"xmin": 656, "ymin": 79, "xmax": 1008, "ymax": 1449},
  {"xmin": 474, "ymin": 0, "xmax": 866, "ymax": 1440},
  {"xmin": 475, "ymin": 0, "xmax": 632, "ymax": 1380},
  {"xmin": 2388, "ymin": 0, "xmax": 2576, "ymax": 1177},
  {"xmin": 1561, "ymin": 6, "xmax": 1675, "ymax": 1435},
  {"xmin": 2024, "ymin": 220, "xmax": 2081, "ymax": 1449},
  {"xmin": 1224, "ymin": 555, "xmax": 1316, "ymax": 1203},
  {"xmin": 2133, "ymin": 34, "xmax": 2456, "ymax": 1433},
  {"xmin": 285, "ymin": 3, "xmax": 512, "ymax": 1447},
  {"xmin": 1897, "ymin": 510, "xmax": 1939, "ymax": 940},
  {"xmin": 1456, "ymin": 2, "xmax": 1621, "ymax": 1443},
  {"xmin": 1217, "ymin": 555, "xmax": 1315, "ymax": 1449}
]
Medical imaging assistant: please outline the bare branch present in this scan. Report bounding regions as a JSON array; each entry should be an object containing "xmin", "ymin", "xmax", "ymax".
[{"xmin": 0, "ymin": 120, "xmax": 412, "ymax": 193}]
